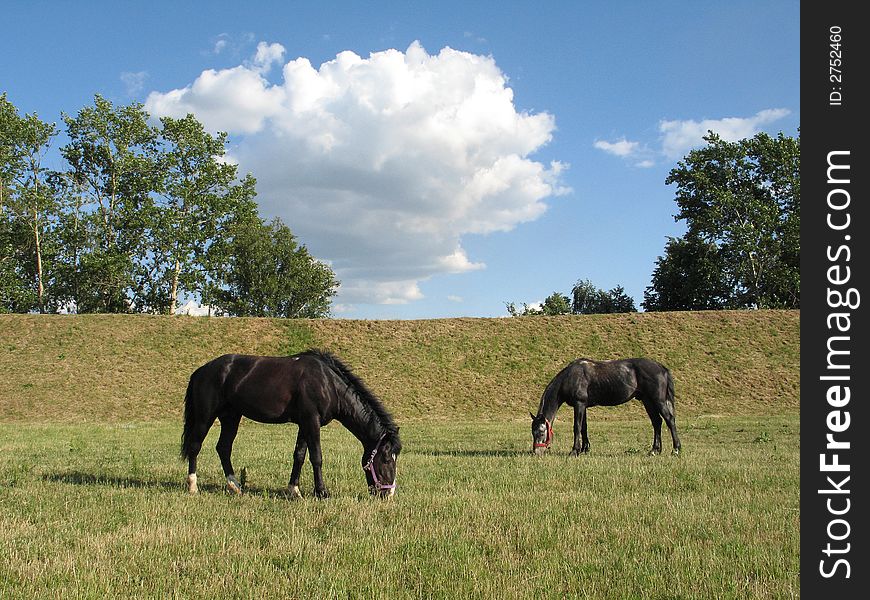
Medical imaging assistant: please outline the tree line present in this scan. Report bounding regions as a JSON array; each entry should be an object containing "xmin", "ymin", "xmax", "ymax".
[
  {"xmin": 1, "ymin": 93, "xmax": 338, "ymax": 317},
  {"xmin": 508, "ymin": 130, "xmax": 800, "ymax": 316}
]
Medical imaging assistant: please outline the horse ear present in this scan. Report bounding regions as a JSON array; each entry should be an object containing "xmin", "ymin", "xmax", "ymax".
[{"xmin": 530, "ymin": 411, "xmax": 536, "ymax": 420}]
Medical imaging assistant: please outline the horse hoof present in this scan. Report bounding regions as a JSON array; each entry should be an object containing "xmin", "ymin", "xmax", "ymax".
[
  {"xmin": 186, "ymin": 474, "xmax": 198, "ymax": 495},
  {"xmin": 226, "ymin": 476, "xmax": 242, "ymax": 495},
  {"xmin": 288, "ymin": 485, "xmax": 303, "ymax": 499},
  {"xmin": 648, "ymin": 449, "xmax": 662, "ymax": 456},
  {"xmin": 314, "ymin": 488, "xmax": 330, "ymax": 499},
  {"xmin": 672, "ymin": 448, "xmax": 681, "ymax": 457}
]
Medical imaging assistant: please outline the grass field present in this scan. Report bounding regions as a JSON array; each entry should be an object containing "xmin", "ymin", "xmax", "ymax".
[
  {"xmin": 0, "ymin": 311, "xmax": 800, "ymax": 598},
  {"xmin": 0, "ymin": 416, "xmax": 799, "ymax": 599}
]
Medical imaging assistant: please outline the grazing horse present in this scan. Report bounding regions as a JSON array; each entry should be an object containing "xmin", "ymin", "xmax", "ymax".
[
  {"xmin": 181, "ymin": 349, "xmax": 401, "ymax": 498},
  {"xmin": 530, "ymin": 357, "xmax": 681, "ymax": 456}
]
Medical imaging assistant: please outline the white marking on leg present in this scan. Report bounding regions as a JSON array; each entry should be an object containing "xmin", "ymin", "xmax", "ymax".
[
  {"xmin": 289, "ymin": 484, "xmax": 303, "ymax": 499},
  {"xmin": 186, "ymin": 473, "xmax": 198, "ymax": 495}
]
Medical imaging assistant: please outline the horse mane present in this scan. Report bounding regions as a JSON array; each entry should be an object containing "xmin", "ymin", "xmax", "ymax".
[{"xmin": 303, "ymin": 349, "xmax": 400, "ymax": 445}]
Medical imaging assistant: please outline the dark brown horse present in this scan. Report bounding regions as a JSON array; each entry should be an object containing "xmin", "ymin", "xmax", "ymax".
[
  {"xmin": 530, "ymin": 357, "xmax": 681, "ymax": 456},
  {"xmin": 181, "ymin": 349, "xmax": 401, "ymax": 498}
]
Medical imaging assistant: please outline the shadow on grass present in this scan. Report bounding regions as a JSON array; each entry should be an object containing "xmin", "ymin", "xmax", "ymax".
[
  {"xmin": 41, "ymin": 471, "xmax": 301, "ymax": 498},
  {"xmin": 411, "ymin": 449, "xmax": 528, "ymax": 458}
]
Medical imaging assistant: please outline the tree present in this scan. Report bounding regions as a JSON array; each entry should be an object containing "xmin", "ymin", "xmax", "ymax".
[
  {"xmin": 506, "ymin": 292, "xmax": 571, "ymax": 317},
  {"xmin": 214, "ymin": 216, "xmax": 338, "ymax": 318},
  {"xmin": 60, "ymin": 95, "xmax": 161, "ymax": 312},
  {"xmin": 571, "ymin": 279, "xmax": 637, "ymax": 314},
  {"xmin": 643, "ymin": 234, "xmax": 730, "ymax": 311},
  {"xmin": 508, "ymin": 283, "xmax": 635, "ymax": 317},
  {"xmin": 0, "ymin": 94, "xmax": 60, "ymax": 312},
  {"xmin": 541, "ymin": 292, "xmax": 572, "ymax": 315},
  {"xmin": 645, "ymin": 131, "xmax": 799, "ymax": 310},
  {"xmin": 147, "ymin": 114, "xmax": 259, "ymax": 314},
  {"xmin": 600, "ymin": 285, "xmax": 637, "ymax": 314}
]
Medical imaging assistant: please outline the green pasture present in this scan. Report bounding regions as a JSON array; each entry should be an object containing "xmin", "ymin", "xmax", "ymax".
[
  {"xmin": 0, "ymin": 311, "xmax": 800, "ymax": 598},
  {"xmin": 1, "ymin": 417, "xmax": 798, "ymax": 599}
]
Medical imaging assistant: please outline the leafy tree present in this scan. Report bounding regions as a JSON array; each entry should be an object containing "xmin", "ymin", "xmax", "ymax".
[
  {"xmin": 0, "ymin": 94, "xmax": 59, "ymax": 312},
  {"xmin": 506, "ymin": 292, "xmax": 571, "ymax": 317},
  {"xmin": 599, "ymin": 284, "xmax": 637, "ymax": 313},
  {"xmin": 3, "ymin": 96, "xmax": 338, "ymax": 318},
  {"xmin": 642, "ymin": 233, "xmax": 730, "ymax": 311},
  {"xmin": 645, "ymin": 131, "xmax": 799, "ymax": 310},
  {"xmin": 541, "ymin": 292, "xmax": 572, "ymax": 315},
  {"xmin": 0, "ymin": 94, "xmax": 17, "ymax": 207},
  {"xmin": 508, "ymin": 283, "xmax": 635, "ymax": 317},
  {"xmin": 571, "ymin": 279, "xmax": 637, "ymax": 314},
  {"xmin": 0, "ymin": 215, "xmax": 36, "ymax": 312},
  {"xmin": 1, "ymin": 95, "xmax": 33, "ymax": 312},
  {"xmin": 59, "ymin": 95, "xmax": 161, "ymax": 312},
  {"xmin": 147, "ymin": 115, "xmax": 259, "ymax": 314},
  {"xmin": 214, "ymin": 216, "xmax": 338, "ymax": 318}
]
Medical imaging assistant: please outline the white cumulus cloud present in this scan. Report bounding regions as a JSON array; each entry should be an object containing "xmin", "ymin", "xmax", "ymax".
[
  {"xmin": 595, "ymin": 108, "xmax": 791, "ymax": 166},
  {"xmin": 146, "ymin": 41, "xmax": 567, "ymax": 306},
  {"xmin": 251, "ymin": 42, "xmax": 285, "ymax": 72},
  {"xmin": 593, "ymin": 138, "xmax": 640, "ymax": 157},
  {"xmin": 659, "ymin": 108, "xmax": 791, "ymax": 158}
]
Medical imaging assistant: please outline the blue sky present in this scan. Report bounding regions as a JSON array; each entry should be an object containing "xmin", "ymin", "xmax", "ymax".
[{"xmin": 0, "ymin": 1, "xmax": 799, "ymax": 319}]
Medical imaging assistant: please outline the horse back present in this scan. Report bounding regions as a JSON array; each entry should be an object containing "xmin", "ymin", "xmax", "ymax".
[
  {"xmin": 567, "ymin": 359, "xmax": 635, "ymax": 406},
  {"xmin": 190, "ymin": 353, "xmax": 331, "ymax": 424}
]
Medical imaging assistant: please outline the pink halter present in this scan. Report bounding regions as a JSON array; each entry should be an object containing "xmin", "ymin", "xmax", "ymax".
[{"xmin": 363, "ymin": 434, "xmax": 396, "ymax": 492}]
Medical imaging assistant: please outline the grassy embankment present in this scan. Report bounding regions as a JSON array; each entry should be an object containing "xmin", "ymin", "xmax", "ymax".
[{"xmin": 0, "ymin": 310, "xmax": 798, "ymax": 422}]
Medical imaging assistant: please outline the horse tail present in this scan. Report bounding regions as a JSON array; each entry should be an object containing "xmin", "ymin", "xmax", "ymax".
[
  {"xmin": 180, "ymin": 373, "xmax": 198, "ymax": 461},
  {"xmin": 664, "ymin": 366, "xmax": 676, "ymax": 412}
]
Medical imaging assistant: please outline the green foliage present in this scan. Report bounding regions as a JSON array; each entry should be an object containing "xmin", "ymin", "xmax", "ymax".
[
  {"xmin": 506, "ymin": 292, "xmax": 571, "ymax": 316},
  {"xmin": 508, "ymin": 281, "xmax": 636, "ymax": 317},
  {"xmin": 645, "ymin": 131, "xmax": 800, "ymax": 311},
  {"xmin": 0, "ymin": 94, "xmax": 60, "ymax": 313},
  {"xmin": 214, "ymin": 216, "xmax": 338, "ymax": 318},
  {"xmin": 146, "ymin": 114, "xmax": 260, "ymax": 314},
  {"xmin": 59, "ymin": 95, "xmax": 161, "ymax": 312},
  {"xmin": 571, "ymin": 279, "xmax": 637, "ymax": 314},
  {"xmin": 643, "ymin": 233, "xmax": 731, "ymax": 311},
  {"xmin": 1, "ymin": 94, "xmax": 337, "ymax": 317}
]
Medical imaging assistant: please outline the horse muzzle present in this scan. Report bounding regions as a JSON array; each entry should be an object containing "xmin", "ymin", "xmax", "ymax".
[{"xmin": 369, "ymin": 484, "xmax": 396, "ymax": 498}]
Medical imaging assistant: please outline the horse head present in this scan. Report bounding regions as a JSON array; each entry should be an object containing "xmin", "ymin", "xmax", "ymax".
[
  {"xmin": 530, "ymin": 412, "xmax": 552, "ymax": 456},
  {"xmin": 363, "ymin": 429, "xmax": 401, "ymax": 497}
]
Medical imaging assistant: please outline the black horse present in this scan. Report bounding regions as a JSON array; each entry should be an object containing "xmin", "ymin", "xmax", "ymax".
[
  {"xmin": 530, "ymin": 357, "xmax": 681, "ymax": 456},
  {"xmin": 181, "ymin": 349, "xmax": 401, "ymax": 498}
]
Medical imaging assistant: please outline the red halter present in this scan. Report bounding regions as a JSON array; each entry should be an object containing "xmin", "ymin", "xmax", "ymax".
[{"xmin": 534, "ymin": 418, "xmax": 553, "ymax": 449}]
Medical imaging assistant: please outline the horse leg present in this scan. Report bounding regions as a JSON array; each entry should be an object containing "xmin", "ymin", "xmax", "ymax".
[
  {"xmin": 642, "ymin": 399, "xmax": 663, "ymax": 455},
  {"xmin": 216, "ymin": 411, "xmax": 243, "ymax": 494},
  {"xmin": 185, "ymin": 420, "xmax": 213, "ymax": 494},
  {"xmin": 570, "ymin": 404, "xmax": 590, "ymax": 456},
  {"xmin": 287, "ymin": 430, "xmax": 307, "ymax": 499},
  {"xmin": 301, "ymin": 422, "xmax": 329, "ymax": 499},
  {"xmin": 659, "ymin": 401, "xmax": 682, "ymax": 455}
]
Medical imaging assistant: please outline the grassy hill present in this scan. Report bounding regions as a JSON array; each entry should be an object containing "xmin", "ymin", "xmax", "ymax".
[{"xmin": 0, "ymin": 310, "xmax": 799, "ymax": 423}]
